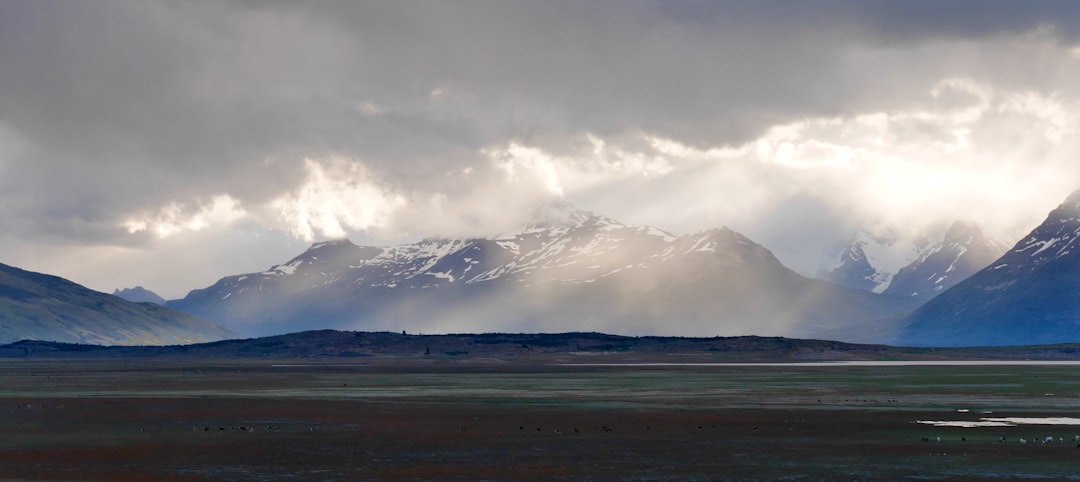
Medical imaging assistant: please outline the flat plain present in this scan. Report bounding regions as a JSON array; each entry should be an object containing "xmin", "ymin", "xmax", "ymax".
[{"xmin": 2, "ymin": 359, "xmax": 1080, "ymax": 480}]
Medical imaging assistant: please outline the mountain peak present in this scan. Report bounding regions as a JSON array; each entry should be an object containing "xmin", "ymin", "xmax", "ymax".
[
  {"xmin": 882, "ymin": 220, "xmax": 1006, "ymax": 300},
  {"xmin": 308, "ymin": 238, "xmax": 357, "ymax": 250},
  {"xmin": 291, "ymin": 238, "xmax": 367, "ymax": 263},
  {"xmin": 945, "ymin": 219, "xmax": 978, "ymax": 235},
  {"xmin": 1066, "ymin": 188, "xmax": 1080, "ymax": 204},
  {"xmin": 996, "ymin": 189, "xmax": 1080, "ymax": 273},
  {"xmin": 113, "ymin": 286, "xmax": 166, "ymax": 305},
  {"xmin": 527, "ymin": 199, "xmax": 601, "ymax": 227},
  {"xmin": 941, "ymin": 220, "xmax": 986, "ymax": 246},
  {"xmin": 821, "ymin": 228, "xmax": 906, "ymax": 293},
  {"xmin": 1050, "ymin": 188, "xmax": 1080, "ymax": 220},
  {"xmin": 709, "ymin": 226, "xmax": 757, "ymax": 245},
  {"xmin": 500, "ymin": 200, "xmax": 623, "ymax": 238},
  {"xmin": 266, "ymin": 238, "xmax": 381, "ymax": 277}
]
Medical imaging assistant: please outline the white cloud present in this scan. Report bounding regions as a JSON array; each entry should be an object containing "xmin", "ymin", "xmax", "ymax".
[
  {"xmin": 776, "ymin": 80, "xmax": 1080, "ymax": 241},
  {"xmin": 475, "ymin": 78, "xmax": 1080, "ymax": 274},
  {"xmin": 484, "ymin": 134, "xmax": 678, "ymax": 198},
  {"xmin": 354, "ymin": 101, "xmax": 384, "ymax": 117},
  {"xmin": 646, "ymin": 135, "xmax": 747, "ymax": 162},
  {"xmin": 491, "ymin": 143, "xmax": 565, "ymax": 197},
  {"xmin": 111, "ymin": 76, "xmax": 1078, "ymax": 282},
  {"xmin": 9, "ymin": 219, "xmax": 307, "ymax": 300},
  {"xmin": 122, "ymin": 195, "xmax": 245, "ymax": 239},
  {"xmin": 269, "ymin": 157, "xmax": 405, "ymax": 242},
  {"xmin": 997, "ymin": 91, "xmax": 1077, "ymax": 143}
]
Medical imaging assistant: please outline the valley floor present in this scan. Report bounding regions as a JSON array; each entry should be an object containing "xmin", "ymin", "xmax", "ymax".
[{"xmin": 2, "ymin": 360, "xmax": 1079, "ymax": 480}]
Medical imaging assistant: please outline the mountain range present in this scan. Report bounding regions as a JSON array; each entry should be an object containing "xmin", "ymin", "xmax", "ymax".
[
  {"xmin": 5, "ymin": 191, "xmax": 1080, "ymax": 348},
  {"xmin": 167, "ymin": 206, "xmax": 920, "ymax": 339},
  {"xmin": 0, "ymin": 263, "xmax": 236, "ymax": 345}
]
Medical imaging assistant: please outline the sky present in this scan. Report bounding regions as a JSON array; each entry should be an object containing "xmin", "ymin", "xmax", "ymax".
[{"xmin": 2, "ymin": 0, "xmax": 1080, "ymax": 299}]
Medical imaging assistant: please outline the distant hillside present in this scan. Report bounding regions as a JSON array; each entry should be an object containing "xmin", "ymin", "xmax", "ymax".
[
  {"xmin": 0, "ymin": 263, "xmax": 237, "ymax": 345},
  {"xmin": 113, "ymin": 286, "xmax": 166, "ymax": 305},
  {"xmin": 4, "ymin": 329, "xmax": 1080, "ymax": 362}
]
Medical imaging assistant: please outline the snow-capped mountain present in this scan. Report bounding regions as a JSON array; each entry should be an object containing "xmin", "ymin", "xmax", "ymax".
[
  {"xmin": 894, "ymin": 189, "xmax": 1080, "ymax": 346},
  {"xmin": 822, "ymin": 222, "xmax": 1006, "ymax": 300},
  {"xmin": 822, "ymin": 230, "xmax": 909, "ymax": 293},
  {"xmin": 168, "ymin": 207, "xmax": 919, "ymax": 339},
  {"xmin": 884, "ymin": 221, "xmax": 1008, "ymax": 299}
]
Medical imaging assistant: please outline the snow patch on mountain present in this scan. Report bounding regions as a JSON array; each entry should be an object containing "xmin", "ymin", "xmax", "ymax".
[
  {"xmin": 264, "ymin": 260, "xmax": 301, "ymax": 276},
  {"xmin": 822, "ymin": 229, "xmax": 916, "ymax": 293}
]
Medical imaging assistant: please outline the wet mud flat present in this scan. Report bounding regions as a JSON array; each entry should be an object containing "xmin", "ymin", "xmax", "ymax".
[{"xmin": 1, "ymin": 360, "xmax": 1079, "ymax": 480}]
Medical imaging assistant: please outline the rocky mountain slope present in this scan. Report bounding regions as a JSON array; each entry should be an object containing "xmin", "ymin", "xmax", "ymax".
[
  {"xmin": 894, "ymin": 190, "xmax": 1080, "ymax": 346},
  {"xmin": 0, "ymin": 263, "xmax": 237, "ymax": 345},
  {"xmin": 168, "ymin": 208, "xmax": 919, "ymax": 339}
]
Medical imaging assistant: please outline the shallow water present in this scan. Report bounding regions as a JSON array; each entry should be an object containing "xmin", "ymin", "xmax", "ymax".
[{"xmin": 918, "ymin": 417, "xmax": 1080, "ymax": 427}]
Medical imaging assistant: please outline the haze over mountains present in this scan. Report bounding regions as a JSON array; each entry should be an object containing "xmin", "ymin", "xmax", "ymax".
[
  {"xmin": 4, "ymin": 191, "xmax": 1080, "ymax": 348},
  {"xmin": 164, "ymin": 190, "xmax": 1080, "ymax": 347},
  {"xmin": 167, "ymin": 205, "xmax": 920, "ymax": 339}
]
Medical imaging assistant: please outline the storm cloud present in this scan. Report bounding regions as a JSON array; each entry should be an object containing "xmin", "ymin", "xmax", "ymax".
[{"xmin": 1, "ymin": 0, "xmax": 1079, "ymax": 297}]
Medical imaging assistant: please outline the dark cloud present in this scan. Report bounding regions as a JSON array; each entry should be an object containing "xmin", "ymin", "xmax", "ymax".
[
  {"xmin": 0, "ymin": 0, "xmax": 1078, "ymax": 294},
  {"xmin": 837, "ymin": 0, "xmax": 1080, "ymax": 43}
]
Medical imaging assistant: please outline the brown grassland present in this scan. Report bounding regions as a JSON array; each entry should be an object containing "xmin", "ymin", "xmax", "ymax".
[{"xmin": 2, "ymin": 359, "xmax": 1080, "ymax": 480}]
